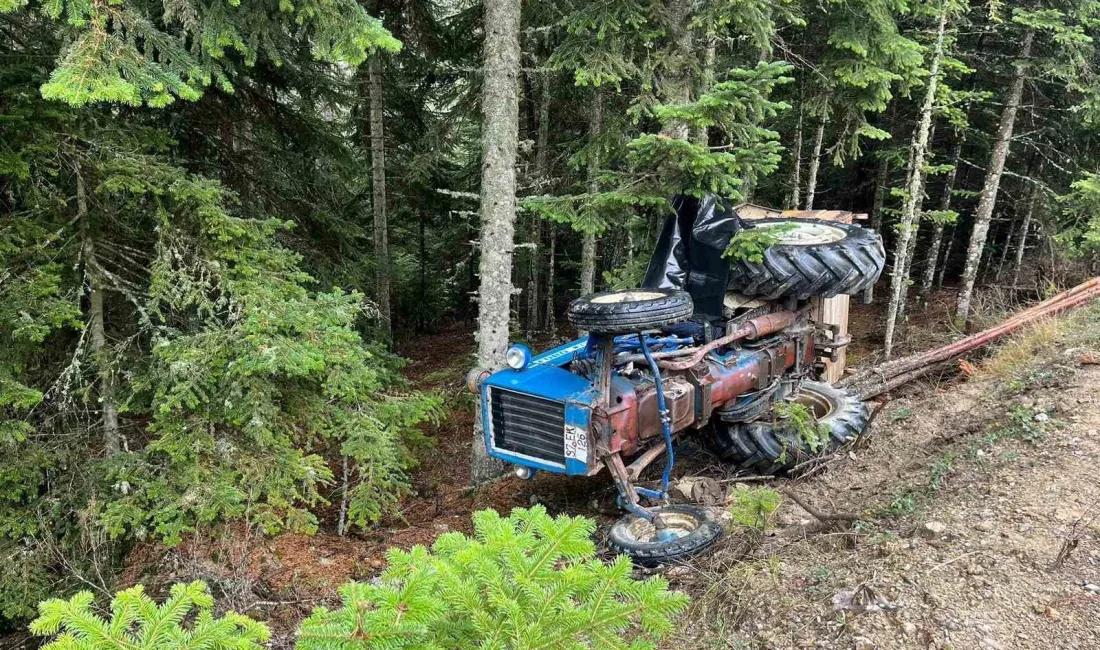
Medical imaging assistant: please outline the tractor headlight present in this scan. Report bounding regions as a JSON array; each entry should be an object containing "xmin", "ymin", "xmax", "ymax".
[{"xmin": 505, "ymin": 344, "xmax": 532, "ymax": 370}]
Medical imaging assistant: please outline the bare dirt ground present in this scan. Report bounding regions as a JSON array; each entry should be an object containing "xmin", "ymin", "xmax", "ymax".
[{"xmin": 667, "ymin": 304, "xmax": 1100, "ymax": 649}]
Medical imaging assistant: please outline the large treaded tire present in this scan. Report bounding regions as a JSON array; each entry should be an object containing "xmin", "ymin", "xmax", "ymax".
[
  {"xmin": 567, "ymin": 289, "xmax": 693, "ymax": 335},
  {"xmin": 705, "ymin": 381, "xmax": 869, "ymax": 475},
  {"xmin": 727, "ymin": 219, "xmax": 885, "ymax": 300},
  {"xmin": 608, "ymin": 505, "xmax": 723, "ymax": 567}
]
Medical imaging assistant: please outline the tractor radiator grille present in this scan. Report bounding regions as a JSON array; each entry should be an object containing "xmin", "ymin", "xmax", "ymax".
[{"xmin": 488, "ymin": 388, "xmax": 566, "ymax": 466}]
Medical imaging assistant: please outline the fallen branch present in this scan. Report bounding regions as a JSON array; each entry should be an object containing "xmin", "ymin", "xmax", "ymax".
[
  {"xmin": 718, "ymin": 475, "xmax": 773, "ymax": 484},
  {"xmin": 842, "ymin": 277, "xmax": 1100, "ymax": 399},
  {"xmin": 779, "ymin": 488, "xmax": 859, "ymax": 523}
]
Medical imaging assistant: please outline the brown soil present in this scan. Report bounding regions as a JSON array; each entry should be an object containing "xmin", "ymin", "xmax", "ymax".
[{"xmin": 667, "ymin": 313, "xmax": 1100, "ymax": 649}]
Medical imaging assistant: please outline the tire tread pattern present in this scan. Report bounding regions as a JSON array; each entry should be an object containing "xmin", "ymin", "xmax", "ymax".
[
  {"xmin": 567, "ymin": 290, "xmax": 694, "ymax": 334},
  {"xmin": 727, "ymin": 219, "xmax": 886, "ymax": 300},
  {"xmin": 704, "ymin": 381, "xmax": 869, "ymax": 476},
  {"xmin": 607, "ymin": 505, "xmax": 724, "ymax": 567}
]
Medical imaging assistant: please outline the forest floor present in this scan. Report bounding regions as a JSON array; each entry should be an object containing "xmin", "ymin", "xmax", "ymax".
[
  {"xmin": 666, "ymin": 299, "xmax": 1100, "ymax": 649},
  {"xmin": 102, "ymin": 290, "xmax": 1100, "ymax": 649}
]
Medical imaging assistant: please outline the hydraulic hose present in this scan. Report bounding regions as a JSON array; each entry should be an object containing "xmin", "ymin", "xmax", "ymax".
[{"xmin": 638, "ymin": 334, "xmax": 674, "ymax": 499}]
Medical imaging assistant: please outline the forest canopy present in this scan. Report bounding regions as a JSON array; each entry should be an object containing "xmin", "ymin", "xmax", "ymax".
[{"xmin": 2, "ymin": 0, "xmax": 1100, "ymax": 631}]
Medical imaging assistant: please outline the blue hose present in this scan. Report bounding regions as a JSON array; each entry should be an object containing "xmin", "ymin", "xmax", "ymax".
[{"xmin": 638, "ymin": 334, "xmax": 674, "ymax": 499}]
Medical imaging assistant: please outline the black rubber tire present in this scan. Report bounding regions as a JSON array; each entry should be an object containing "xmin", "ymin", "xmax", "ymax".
[
  {"xmin": 608, "ymin": 505, "xmax": 724, "ymax": 567},
  {"xmin": 705, "ymin": 381, "xmax": 869, "ymax": 475},
  {"xmin": 567, "ymin": 289, "xmax": 693, "ymax": 335},
  {"xmin": 727, "ymin": 219, "xmax": 885, "ymax": 300}
]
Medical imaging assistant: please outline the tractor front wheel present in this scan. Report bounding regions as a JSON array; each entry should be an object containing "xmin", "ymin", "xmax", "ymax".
[
  {"xmin": 607, "ymin": 505, "xmax": 723, "ymax": 567},
  {"xmin": 567, "ymin": 289, "xmax": 693, "ymax": 335}
]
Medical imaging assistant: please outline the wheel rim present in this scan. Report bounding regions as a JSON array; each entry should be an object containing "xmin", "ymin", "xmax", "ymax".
[
  {"xmin": 792, "ymin": 387, "xmax": 835, "ymax": 419},
  {"xmin": 623, "ymin": 511, "xmax": 699, "ymax": 543},
  {"xmin": 590, "ymin": 290, "xmax": 667, "ymax": 304},
  {"xmin": 755, "ymin": 222, "xmax": 846, "ymax": 245}
]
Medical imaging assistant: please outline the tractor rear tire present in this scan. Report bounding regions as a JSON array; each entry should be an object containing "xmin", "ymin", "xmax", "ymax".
[
  {"xmin": 705, "ymin": 381, "xmax": 869, "ymax": 475},
  {"xmin": 727, "ymin": 219, "xmax": 884, "ymax": 300},
  {"xmin": 567, "ymin": 289, "xmax": 693, "ymax": 335}
]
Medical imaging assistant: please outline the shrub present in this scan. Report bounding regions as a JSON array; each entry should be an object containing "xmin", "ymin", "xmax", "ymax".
[
  {"xmin": 29, "ymin": 581, "xmax": 269, "ymax": 650},
  {"xmin": 296, "ymin": 505, "xmax": 689, "ymax": 649},
  {"xmin": 728, "ymin": 487, "xmax": 783, "ymax": 532},
  {"xmin": 29, "ymin": 508, "xmax": 689, "ymax": 649}
]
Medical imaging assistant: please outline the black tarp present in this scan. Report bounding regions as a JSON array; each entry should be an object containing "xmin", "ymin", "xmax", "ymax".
[{"xmin": 641, "ymin": 194, "xmax": 744, "ymax": 321}]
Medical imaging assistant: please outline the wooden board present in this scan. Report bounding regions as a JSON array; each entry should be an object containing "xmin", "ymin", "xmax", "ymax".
[{"xmin": 737, "ymin": 203, "xmax": 855, "ymax": 383}]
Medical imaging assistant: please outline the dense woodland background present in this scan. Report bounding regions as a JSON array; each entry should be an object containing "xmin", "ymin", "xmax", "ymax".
[{"xmin": 2, "ymin": 0, "xmax": 1100, "ymax": 630}]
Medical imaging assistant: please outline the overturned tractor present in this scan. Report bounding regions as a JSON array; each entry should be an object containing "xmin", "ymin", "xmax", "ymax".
[{"xmin": 467, "ymin": 195, "xmax": 886, "ymax": 564}]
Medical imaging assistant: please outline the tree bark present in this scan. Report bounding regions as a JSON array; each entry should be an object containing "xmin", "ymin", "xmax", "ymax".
[
  {"xmin": 862, "ymin": 157, "xmax": 890, "ymax": 304},
  {"xmin": 804, "ymin": 114, "xmax": 827, "ymax": 210},
  {"xmin": 418, "ymin": 214, "xmax": 427, "ymax": 332},
  {"xmin": 881, "ymin": 11, "xmax": 948, "ymax": 357},
  {"xmin": 995, "ymin": 218, "xmax": 1017, "ymax": 280},
  {"xmin": 535, "ymin": 60, "xmax": 551, "ymax": 183},
  {"xmin": 526, "ymin": 220, "xmax": 541, "ymax": 338},
  {"xmin": 580, "ymin": 87, "xmax": 602, "ymax": 297},
  {"xmin": 955, "ymin": 30, "xmax": 1034, "ymax": 325},
  {"xmin": 895, "ymin": 123, "xmax": 937, "ymax": 327},
  {"xmin": 787, "ymin": 108, "xmax": 803, "ymax": 210},
  {"xmin": 883, "ymin": 10, "xmax": 947, "ymax": 359},
  {"xmin": 366, "ymin": 57, "xmax": 392, "ymax": 341},
  {"xmin": 977, "ymin": 219, "xmax": 1000, "ymax": 284},
  {"xmin": 78, "ymin": 162, "xmax": 121, "ymax": 457},
  {"xmin": 694, "ymin": 32, "xmax": 716, "ymax": 146},
  {"xmin": 472, "ymin": 0, "xmax": 521, "ymax": 483},
  {"xmin": 659, "ymin": 0, "xmax": 692, "ymax": 140},
  {"xmin": 525, "ymin": 63, "xmax": 551, "ymax": 336},
  {"xmin": 919, "ymin": 134, "xmax": 963, "ymax": 299},
  {"xmin": 935, "ymin": 224, "xmax": 955, "ymax": 287},
  {"xmin": 1012, "ymin": 171, "xmax": 1042, "ymax": 287},
  {"xmin": 544, "ymin": 226, "xmax": 556, "ymax": 332}
]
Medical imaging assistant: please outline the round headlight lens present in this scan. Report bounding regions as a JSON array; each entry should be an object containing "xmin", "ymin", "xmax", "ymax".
[{"xmin": 505, "ymin": 344, "xmax": 531, "ymax": 370}]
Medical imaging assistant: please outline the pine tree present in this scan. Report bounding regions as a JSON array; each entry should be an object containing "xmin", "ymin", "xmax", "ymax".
[
  {"xmin": 472, "ymin": 0, "xmax": 521, "ymax": 483},
  {"xmin": 883, "ymin": 1, "xmax": 955, "ymax": 359},
  {"xmin": 366, "ymin": 56, "xmax": 393, "ymax": 341},
  {"xmin": 955, "ymin": 28, "xmax": 1034, "ymax": 324},
  {"xmin": 295, "ymin": 506, "xmax": 689, "ymax": 650},
  {"xmin": 30, "ymin": 582, "xmax": 270, "ymax": 650}
]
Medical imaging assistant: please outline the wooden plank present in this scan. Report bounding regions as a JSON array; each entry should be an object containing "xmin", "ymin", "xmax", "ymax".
[{"xmin": 811, "ymin": 294, "xmax": 849, "ymax": 383}]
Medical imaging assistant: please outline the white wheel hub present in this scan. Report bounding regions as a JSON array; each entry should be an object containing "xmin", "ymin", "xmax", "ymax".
[
  {"xmin": 755, "ymin": 221, "xmax": 847, "ymax": 245},
  {"xmin": 590, "ymin": 291, "xmax": 666, "ymax": 304}
]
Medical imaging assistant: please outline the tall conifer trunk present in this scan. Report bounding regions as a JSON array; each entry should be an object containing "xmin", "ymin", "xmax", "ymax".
[
  {"xmin": 919, "ymin": 135, "xmax": 963, "ymax": 299},
  {"xmin": 883, "ymin": 9, "xmax": 947, "ymax": 358},
  {"xmin": 366, "ymin": 57, "xmax": 391, "ymax": 341},
  {"xmin": 804, "ymin": 114, "xmax": 827, "ymax": 210},
  {"xmin": 78, "ymin": 162, "xmax": 120, "ymax": 456},
  {"xmin": 580, "ymin": 88, "xmax": 601, "ymax": 297},
  {"xmin": 472, "ymin": 0, "xmax": 521, "ymax": 483},
  {"xmin": 955, "ymin": 30, "xmax": 1034, "ymax": 324},
  {"xmin": 544, "ymin": 228, "xmax": 556, "ymax": 332},
  {"xmin": 1012, "ymin": 167, "xmax": 1042, "ymax": 287},
  {"xmin": 862, "ymin": 157, "xmax": 890, "ymax": 304},
  {"xmin": 659, "ymin": 0, "xmax": 692, "ymax": 140},
  {"xmin": 787, "ymin": 108, "xmax": 803, "ymax": 209},
  {"xmin": 694, "ymin": 32, "xmax": 716, "ymax": 146},
  {"xmin": 994, "ymin": 218, "xmax": 1017, "ymax": 280},
  {"xmin": 526, "ymin": 60, "xmax": 551, "ymax": 336}
]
